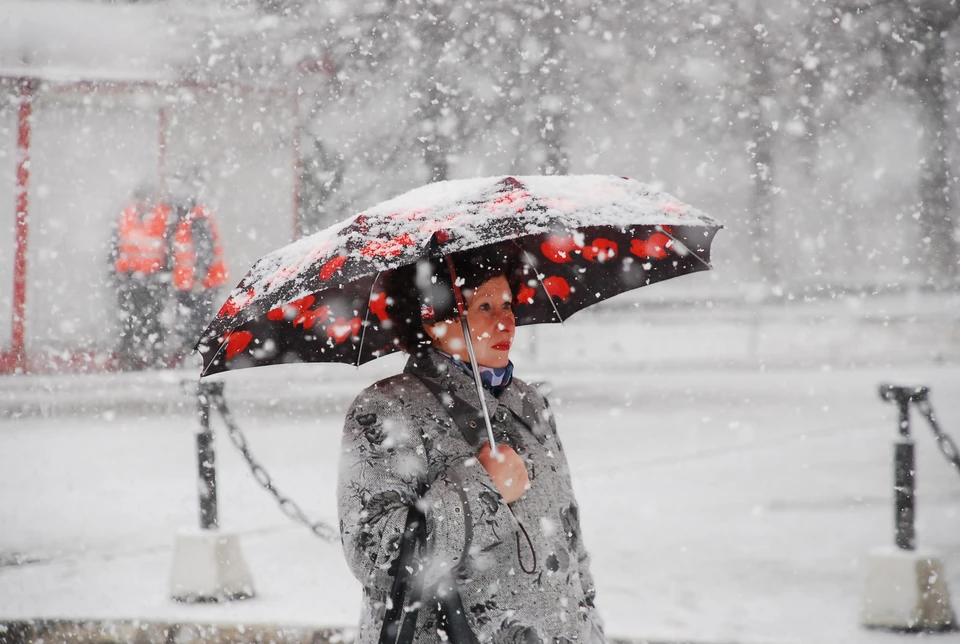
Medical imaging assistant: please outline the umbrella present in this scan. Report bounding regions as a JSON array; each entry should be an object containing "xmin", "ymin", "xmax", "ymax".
[{"xmin": 198, "ymin": 175, "xmax": 722, "ymax": 447}]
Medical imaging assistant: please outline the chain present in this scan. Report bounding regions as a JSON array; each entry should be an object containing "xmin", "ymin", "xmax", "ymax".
[
  {"xmin": 915, "ymin": 399, "xmax": 960, "ymax": 478},
  {"xmin": 205, "ymin": 389, "xmax": 339, "ymax": 542}
]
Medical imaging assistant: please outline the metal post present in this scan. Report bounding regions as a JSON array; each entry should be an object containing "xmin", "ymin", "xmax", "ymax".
[
  {"xmin": 444, "ymin": 254, "xmax": 498, "ymax": 452},
  {"xmin": 893, "ymin": 440, "xmax": 915, "ymax": 550},
  {"xmin": 865, "ymin": 383, "xmax": 958, "ymax": 631},
  {"xmin": 196, "ymin": 381, "xmax": 222, "ymax": 530},
  {"xmin": 879, "ymin": 384, "xmax": 923, "ymax": 551},
  {"xmin": 11, "ymin": 78, "xmax": 34, "ymax": 372}
]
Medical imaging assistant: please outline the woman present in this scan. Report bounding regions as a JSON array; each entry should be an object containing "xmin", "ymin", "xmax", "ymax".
[{"xmin": 337, "ymin": 250, "xmax": 605, "ymax": 644}]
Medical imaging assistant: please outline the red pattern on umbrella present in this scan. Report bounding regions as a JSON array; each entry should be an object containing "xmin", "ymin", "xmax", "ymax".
[
  {"xmin": 660, "ymin": 201, "xmax": 686, "ymax": 215},
  {"xmin": 267, "ymin": 265, "xmax": 299, "ymax": 290},
  {"xmin": 516, "ymin": 284, "xmax": 537, "ymax": 305},
  {"xmin": 294, "ymin": 305, "xmax": 329, "ymax": 330},
  {"xmin": 543, "ymin": 276, "xmax": 571, "ymax": 301},
  {"xmin": 327, "ymin": 317, "xmax": 362, "ymax": 344},
  {"xmin": 630, "ymin": 233, "xmax": 671, "ymax": 260},
  {"xmin": 369, "ymin": 291, "xmax": 389, "ymax": 322},
  {"xmin": 539, "ymin": 197, "xmax": 580, "ymax": 212},
  {"xmin": 541, "ymin": 236, "xmax": 582, "ymax": 263},
  {"xmin": 267, "ymin": 296, "xmax": 330, "ymax": 329},
  {"xmin": 389, "ymin": 208, "xmax": 431, "ymax": 222},
  {"xmin": 581, "ymin": 238, "xmax": 618, "ymax": 262},
  {"xmin": 361, "ymin": 233, "xmax": 415, "ymax": 258},
  {"xmin": 218, "ymin": 288, "xmax": 255, "ymax": 318},
  {"xmin": 267, "ymin": 295, "xmax": 315, "ymax": 321},
  {"xmin": 267, "ymin": 240, "xmax": 335, "ymax": 290},
  {"xmin": 417, "ymin": 214, "xmax": 459, "ymax": 241},
  {"xmin": 484, "ymin": 189, "xmax": 530, "ymax": 213},
  {"xmin": 320, "ymin": 255, "xmax": 347, "ymax": 280},
  {"xmin": 224, "ymin": 330, "xmax": 253, "ymax": 359}
]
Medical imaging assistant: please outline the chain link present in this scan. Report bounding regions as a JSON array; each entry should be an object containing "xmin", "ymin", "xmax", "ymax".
[
  {"xmin": 916, "ymin": 399, "xmax": 960, "ymax": 477},
  {"xmin": 206, "ymin": 389, "xmax": 339, "ymax": 542}
]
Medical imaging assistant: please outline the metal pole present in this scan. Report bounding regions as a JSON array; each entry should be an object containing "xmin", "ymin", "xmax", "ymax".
[
  {"xmin": 879, "ymin": 384, "xmax": 922, "ymax": 551},
  {"xmin": 196, "ymin": 381, "xmax": 222, "ymax": 530},
  {"xmin": 11, "ymin": 78, "xmax": 34, "ymax": 372},
  {"xmin": 443, "ymin": 255, "xmax": 498, "ymax": 452},
  {"xmin": 894, "ymin": 440, "xmax": 916, "ymax": 550}
]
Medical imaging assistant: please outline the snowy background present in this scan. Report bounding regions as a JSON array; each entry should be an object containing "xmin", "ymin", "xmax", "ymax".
[
  {"xmin": 2, "ymin": 0, "xmax": 960, "ymax": 642},
  {"xmin": 3, "ymin": 0, "xmax": 960, "ymax": 356},
  {"xmin": 2, "ymin": 347, "xmax": 960, "ymax": 644},
  {"xmin": 3, "ymin": 300, "xmax": 960, "ymax": 643}
]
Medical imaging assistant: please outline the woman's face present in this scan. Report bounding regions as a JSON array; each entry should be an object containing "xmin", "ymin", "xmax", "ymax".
[{"xmin": 425, "ymin": 275, "xmax": 516, "ymax": 368}]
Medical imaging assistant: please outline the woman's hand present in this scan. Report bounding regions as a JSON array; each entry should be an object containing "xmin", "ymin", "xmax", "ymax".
[{"xmin": 477, "ymin": 442, "xmax": 530, "ymax": 504}]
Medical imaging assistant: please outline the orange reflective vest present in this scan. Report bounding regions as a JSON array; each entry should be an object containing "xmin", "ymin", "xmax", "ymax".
[
  {"xmin": 115, "ymin": 202, "xmax": 170, "ymax": 274},
  {"xmin": 172, "ymin": 206, "xmax": 229, "ymax": 291}
]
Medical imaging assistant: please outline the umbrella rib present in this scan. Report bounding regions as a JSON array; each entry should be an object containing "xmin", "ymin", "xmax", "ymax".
[
  {"xmin": 355, "ymin": 271, "xmax": 382, "ymax": 368},
  {"xmin": 199, "ymin": 331, "xmax": 230, "ymax": 379},
  {"xmin": 656, "ymin": 226, "xmax": 713, "ymax": 270},
  {"xmin": 513, "ymin": 242, "xmax": 565, "ymax": 324}
]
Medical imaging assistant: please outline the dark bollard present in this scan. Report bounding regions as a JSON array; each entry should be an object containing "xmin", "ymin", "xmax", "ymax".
[
  {"xmin": 195, "ymin": 381, "xmax": 224, "ymax": 531},
  {"xmin": 170, "ymin": 378, "xmax": 255, "ymax": 602},
  {"xmin": 878, "ymin": 384, "xmax": 926, "ymax": 551},
  {"xmin": 893, "ymin": 441, "xmax": 915, "ymax": 550},
  {"xmin": 862, "ymin": 383, "xmax": 958, "ymax": 630}
]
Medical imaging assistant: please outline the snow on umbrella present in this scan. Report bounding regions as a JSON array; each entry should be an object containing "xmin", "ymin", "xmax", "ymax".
[{"xmin": 198, "ymin": 174, "xmax": 722, "ymax": 379}]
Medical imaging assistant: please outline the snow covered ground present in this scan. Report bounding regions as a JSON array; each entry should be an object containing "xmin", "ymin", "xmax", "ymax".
[{"xmin": 2, "ymin": 352, "xmax": 959, "ymax": 643}]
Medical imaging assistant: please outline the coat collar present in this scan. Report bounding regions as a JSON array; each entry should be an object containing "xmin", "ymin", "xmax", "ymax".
[{"xmin": 403, "ymin": 347, "xmax": 539, "ymax": 445}]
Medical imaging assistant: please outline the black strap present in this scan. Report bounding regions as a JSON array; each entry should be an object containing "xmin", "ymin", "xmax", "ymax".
[
  {"xmin": 378, "ymin": 507, "xmax": 480, "ymax": 644},
  {"xmin": 417, "ymin": 373, "xmax": 544, "ymax": 445},
  {"xmin": 377, "ymin": 376, "xmax": 481, "ymax": 644},
  {"xmin": 379, "ymin": 507, "xmax": 426, "ymax": 644},
  {"xmin": 416, "ymin": 376, "xmax": 488, "ymax": 446},
  {"xmin": 435, "ymin": 580, "xmax": 480, "ymax": 644},
  {"xmin": 416, "ymin": 374, "xmax": 539, "ymax": 579}
]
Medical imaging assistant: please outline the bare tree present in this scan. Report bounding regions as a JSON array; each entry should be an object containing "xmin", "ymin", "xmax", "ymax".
[
  {"xmin": 838, "ymin": 0, "xmax": 960, "ymax": 286},
  {"xmin": 622, "ymin": 0, "xmax": 822, "ymax": 282}
]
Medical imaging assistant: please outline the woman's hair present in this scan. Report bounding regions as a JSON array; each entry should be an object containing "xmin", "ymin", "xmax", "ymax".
[{"xmin": 382, "ymin": 245, "xmax": 527, "ymax": 353}]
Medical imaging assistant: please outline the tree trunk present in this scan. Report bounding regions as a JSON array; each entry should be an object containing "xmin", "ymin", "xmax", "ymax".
[
  {"xmin": 534, "ymin": 10, "xmax": 570, "ymax": 176},
  {"xmin": 540, "ymin": 104, "xmax": 569, "ymax": 176},
  {"xmin": 915, "ymin": 26, "xmax": 958, "ymax": 286},
  {"xmin": 419, "ymin": 80, "xmax": 451, "ymax": 183},
  {"xmin": 796, "ymin": 21, "xmax": 823, "ymax": 181},
  {"xmin": 417, "ymin": 9, "xmax": 455, "ymax": 184},
  {"xmin": 746, "ymin": 36, "xmax": 779, "ymax": 283}
]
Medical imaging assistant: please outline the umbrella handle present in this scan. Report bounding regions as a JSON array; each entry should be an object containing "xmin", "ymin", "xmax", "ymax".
[
  {"xmin": 445, "ymin": 255, "xmax": 499, "ymax": 454},
  {"xmin": 456, "ymin": 314, "xmax": 498, "ymax": 453}
]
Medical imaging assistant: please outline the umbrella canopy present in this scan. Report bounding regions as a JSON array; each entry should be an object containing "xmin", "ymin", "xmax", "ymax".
[{"xmin": 198, "ymin": 175, "xmax": 721, "ymax": 377}]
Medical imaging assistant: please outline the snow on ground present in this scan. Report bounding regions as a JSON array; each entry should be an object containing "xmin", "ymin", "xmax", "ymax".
[{"xmin": 2, "ymin": 358, "xmax": 959, "ymax": 643}]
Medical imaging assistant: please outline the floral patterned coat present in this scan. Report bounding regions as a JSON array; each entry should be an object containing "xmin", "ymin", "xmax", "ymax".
[{"xmin": 337, "ymin": 348, "xmax": 605, "ymax": 644}]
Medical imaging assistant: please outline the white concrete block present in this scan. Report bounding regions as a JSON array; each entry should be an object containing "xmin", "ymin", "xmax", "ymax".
[
  {"xmin": 861, "ymin": 546, "xmax": 957, "ymax": 631},
  {"xmin": 169, "ymin": 528, "xmax": 256, "ymax": 602}
]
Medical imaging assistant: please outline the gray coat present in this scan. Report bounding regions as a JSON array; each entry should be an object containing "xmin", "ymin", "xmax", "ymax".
[{"xmin": 337, "ymin": 349, "xmax": 605, "ymax": 644}]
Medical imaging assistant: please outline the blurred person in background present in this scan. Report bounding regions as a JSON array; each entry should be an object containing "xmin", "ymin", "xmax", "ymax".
[
  {"xmin": 108, "ymin": 183, "xmax": 171, "ymax": 370},
  {"xmin": 167, "ymin": 168, "xmax": 229, "ymax": 362}
]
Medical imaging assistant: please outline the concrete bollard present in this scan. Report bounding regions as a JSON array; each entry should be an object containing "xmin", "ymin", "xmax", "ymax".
[
  {"xmin": 168, "ymin": 380, "xmax": 256, "ymax": 602},
  {"xmin": 861, "ymin": 547, "xmax": 956, "ymax": 631},
  {"xmin": 862, "ymin": 384, "xmax": 958, "ymax": 631},
  {"xmin": 169, "ymin": 528, "xmax": 256, "ymax": 602}
]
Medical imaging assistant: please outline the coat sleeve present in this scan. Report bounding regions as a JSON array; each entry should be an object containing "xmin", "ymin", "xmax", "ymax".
[
  {"xmin": 337, "ymin": 380, "xmax": 497, "ymax": 592},
  {"xmin": 541, "ymin": 396, "xmax": 606, "ymax": 640}
]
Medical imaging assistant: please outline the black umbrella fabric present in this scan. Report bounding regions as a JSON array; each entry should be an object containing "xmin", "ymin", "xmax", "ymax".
[{"xmin": 198, "ymin": 175, "xmax": 721, "ymax": 377}]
